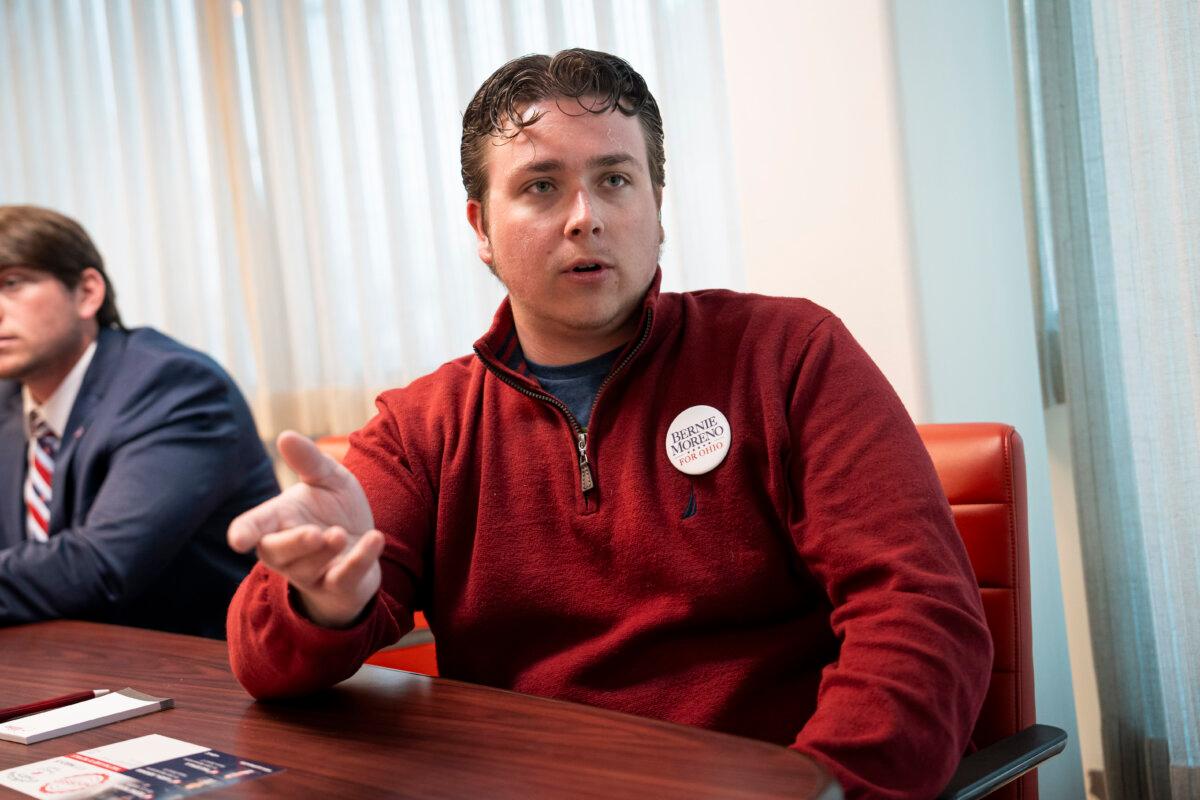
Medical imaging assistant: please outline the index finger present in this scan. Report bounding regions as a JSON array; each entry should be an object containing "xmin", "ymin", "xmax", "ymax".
[{"xmin": 228, "ymin": 499, "xmax": 286, "ymax": 553}]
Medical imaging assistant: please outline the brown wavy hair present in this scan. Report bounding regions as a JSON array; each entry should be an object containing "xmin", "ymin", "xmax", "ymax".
[
  {"xmin": 0, "ymin": 205, "xmax": 124, "ymax": 330},
  {"xmin": 461, "ymin": 49, "xmax": 666, "ymax": 207}
]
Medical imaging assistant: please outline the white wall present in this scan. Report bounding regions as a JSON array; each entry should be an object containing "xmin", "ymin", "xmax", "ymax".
[
  {"xmin": 717, "ymin": 2, "xmax": 928, "ymax": 418},
  {"xmin": 718, "ymin": 2, "xmax": 1086, "ymax": 796}
]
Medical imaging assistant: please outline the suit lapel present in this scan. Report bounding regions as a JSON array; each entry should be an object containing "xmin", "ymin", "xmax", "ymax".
[
  {"xmin": 50, "ymin": 329, "xmax": 125, "ymax": 534},
  {"xmin": 0, "ymin": 384, "xmax": 27, "ymax": 548}
]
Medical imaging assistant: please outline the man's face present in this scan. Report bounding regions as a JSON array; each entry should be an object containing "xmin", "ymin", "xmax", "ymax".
[
  {"xmin": 0, "ymin": 266, "xmax": 103, "ymax": 397},
  {"xmin": 467, "ymin": 96, "xmax": 663, "ymax": 356}
]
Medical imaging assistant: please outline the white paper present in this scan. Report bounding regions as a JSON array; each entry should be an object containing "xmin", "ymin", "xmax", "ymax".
[{"xmin": 74, "ymin": 734, "xmax": 208, "ymax": 770}]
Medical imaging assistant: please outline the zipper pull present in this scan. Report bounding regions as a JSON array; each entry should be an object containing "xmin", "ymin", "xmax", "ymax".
[{"xmin": 577, "ymin": 431, "xmax": 594, "ymax": 492}]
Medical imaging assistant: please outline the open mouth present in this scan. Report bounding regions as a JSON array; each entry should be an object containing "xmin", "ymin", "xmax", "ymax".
[{"xmin": 572, "ymin": 263, "xmax": 602, "ymax": 273}]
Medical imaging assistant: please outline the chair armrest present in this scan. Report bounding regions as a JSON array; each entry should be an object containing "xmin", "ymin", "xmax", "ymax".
[{"xmin": 937, "ymin": 724, "xmax": 1068, "ymax": 800}]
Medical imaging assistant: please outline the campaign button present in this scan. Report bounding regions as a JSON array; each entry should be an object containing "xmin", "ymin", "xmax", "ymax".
[{"xmin": 665, "ymin": 405, "xmax": 731, "ymax": 475}]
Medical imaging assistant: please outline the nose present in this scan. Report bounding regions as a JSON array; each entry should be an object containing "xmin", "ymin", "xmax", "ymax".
[{"xmin": 564, "ymin": 188, "xmax": 602, "ymax": 238}]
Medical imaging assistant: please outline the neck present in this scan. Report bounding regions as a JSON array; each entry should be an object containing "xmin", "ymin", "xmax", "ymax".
[
  {"xmin": 514, "ymin": 312, "xmax": 640, "ymax": 367},
  {"xmin": 26, "ymin": 333, "xmax": 95, "ymax": 404}
]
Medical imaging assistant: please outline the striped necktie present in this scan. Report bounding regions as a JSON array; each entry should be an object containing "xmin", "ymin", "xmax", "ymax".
[{"xmin": 25, "ymin": 411, "xmax": 59, "ymax": 542}]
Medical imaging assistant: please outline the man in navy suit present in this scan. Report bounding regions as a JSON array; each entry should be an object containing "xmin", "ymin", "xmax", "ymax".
[{"xmin": 0, "ymin": 205, "xmax": 278, "ymax": 638}]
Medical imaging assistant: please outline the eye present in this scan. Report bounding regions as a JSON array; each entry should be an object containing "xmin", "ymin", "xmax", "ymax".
[
  {"xmin": 603, "ymin": 174, "xmax": 629, "ymax": 188},
  {"xmin": 0, "ymin": 275, "xmax": 28, "ymax": 292},
  {"xmin": 527, "ymin": 179, "xmax": 555, "ymax": 194}
]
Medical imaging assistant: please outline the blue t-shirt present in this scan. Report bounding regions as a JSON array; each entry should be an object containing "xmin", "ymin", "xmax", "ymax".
[{"xmin": 524, "ymin": 346, "xmax": 623, "ymax": 428}]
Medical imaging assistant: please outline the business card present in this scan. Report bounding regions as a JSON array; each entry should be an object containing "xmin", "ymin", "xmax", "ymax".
[{"xmin": 0, "ymin": 735, "xmax": 282, "ymax": 799}]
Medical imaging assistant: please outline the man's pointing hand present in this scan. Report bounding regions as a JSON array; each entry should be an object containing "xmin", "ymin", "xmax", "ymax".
[{"xmin": 228, "ymin": 431, "xmax": 383, "ymax": 628}]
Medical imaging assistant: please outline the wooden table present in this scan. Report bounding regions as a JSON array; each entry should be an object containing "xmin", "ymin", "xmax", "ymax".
[{"xmin": 0, "ymin": 622, "xmax": 840, "ymax": 799}]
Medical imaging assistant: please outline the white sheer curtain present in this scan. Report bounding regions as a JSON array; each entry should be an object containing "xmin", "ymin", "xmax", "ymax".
[
  {"xmin": 1022, "ymin": 0, "xmax": 1200, "ymax": 797},
  {"xmin": 0, "ymin": 0, "xmax": 743, "ymax": 438}
]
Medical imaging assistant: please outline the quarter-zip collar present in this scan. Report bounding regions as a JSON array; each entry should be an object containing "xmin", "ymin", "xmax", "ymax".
[
  {"xmin": 473, "ymin": 268, "xmax": 664, "ymax": 388},
  {"xmin": 473, "ymin": 269, "xmax": 664, "ymax": 510}
]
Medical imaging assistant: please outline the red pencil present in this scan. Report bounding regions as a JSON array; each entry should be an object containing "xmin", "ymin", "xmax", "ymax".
[{"xmin": 0, "ymin": 690, "xmax": 110, "ymax": 723}]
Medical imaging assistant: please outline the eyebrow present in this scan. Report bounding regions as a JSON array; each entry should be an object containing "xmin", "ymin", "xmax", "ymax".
[{"xmin": 515, "ymin": 152, "xmax": 639, "ymax": 176}]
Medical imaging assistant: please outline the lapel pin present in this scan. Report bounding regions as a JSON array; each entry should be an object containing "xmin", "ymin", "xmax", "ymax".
[{"xmin": 665, "ymin": 405, "xmax": 731, "ymax": 476}]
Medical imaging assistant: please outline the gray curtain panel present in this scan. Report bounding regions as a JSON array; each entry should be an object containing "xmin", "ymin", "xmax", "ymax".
[{"xmin": 1020, "ymin": 0, "xmax": 1200, "ymax": 797}]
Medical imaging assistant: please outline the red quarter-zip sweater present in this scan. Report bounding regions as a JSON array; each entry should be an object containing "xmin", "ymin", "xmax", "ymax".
[{"xmin": 228, "ymin": 273, "xmax": 992, "ymax": 799}]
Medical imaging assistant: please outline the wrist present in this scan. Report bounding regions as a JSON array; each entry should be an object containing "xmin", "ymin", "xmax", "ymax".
[{"xmin": 288, "ymin": 586, "xmax": 373, "ymax": 630}]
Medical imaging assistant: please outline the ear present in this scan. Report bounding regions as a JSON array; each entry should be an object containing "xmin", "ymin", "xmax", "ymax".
[
  {"xmin": 466, "ymin": 199, "xmax": 494, "ymax": 267},
  {"xmin": 74, "ymin": 268, "xmax": 106, "ymax": 322}
]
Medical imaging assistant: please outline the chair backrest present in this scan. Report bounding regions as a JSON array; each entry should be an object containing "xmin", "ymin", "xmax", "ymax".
[{"xmin": 917, "ymin": 423, "xmax": 1036, "ymax": 800}]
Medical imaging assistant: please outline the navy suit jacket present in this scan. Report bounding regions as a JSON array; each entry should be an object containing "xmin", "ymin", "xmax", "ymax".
[{"xmin": 0, "ymin": 327, "xmax": 278, "ymax": 638}]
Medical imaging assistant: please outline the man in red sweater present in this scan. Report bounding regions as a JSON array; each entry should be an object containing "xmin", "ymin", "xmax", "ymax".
[{"xmin": 226, "ymin": 49, "xmax": 992, "ymax": 799}]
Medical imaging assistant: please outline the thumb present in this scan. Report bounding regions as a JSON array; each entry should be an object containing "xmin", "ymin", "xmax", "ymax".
[{"xmin": 277, "ymin": 430, "xmax": 339, "ymax": 486}]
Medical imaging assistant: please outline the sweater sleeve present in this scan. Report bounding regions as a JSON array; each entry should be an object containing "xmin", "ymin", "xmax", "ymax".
[
  {"xmin": 227, "ymin": 397, "xmax": 435, "ymax": 699},
  {"xmin": 785, "ymin": 317, "xmax": 992, "ymax": 800}
]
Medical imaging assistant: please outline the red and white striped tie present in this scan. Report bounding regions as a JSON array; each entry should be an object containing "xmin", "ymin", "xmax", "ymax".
[{"xmin": 25, "ymin": 411, "xmax": 59, "ymax": 542}]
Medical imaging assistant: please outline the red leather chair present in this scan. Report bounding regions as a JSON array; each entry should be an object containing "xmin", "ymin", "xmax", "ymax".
[
  {"xmin": 314, "ymin": 435, "xmax": 439, "ymax": 677},
  {"xmin": 919, "ymin": 424, "xmax": 1066, "ymax": 800}
]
